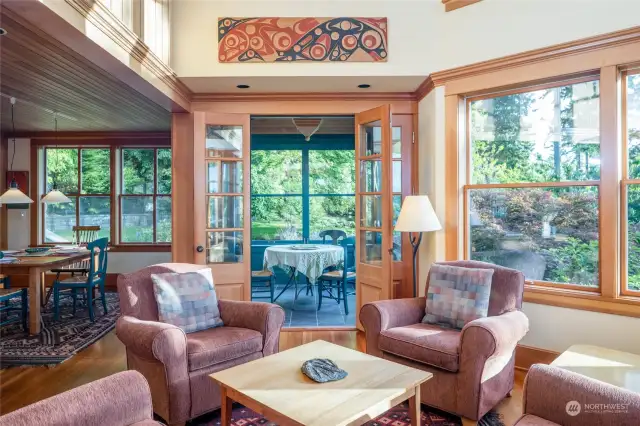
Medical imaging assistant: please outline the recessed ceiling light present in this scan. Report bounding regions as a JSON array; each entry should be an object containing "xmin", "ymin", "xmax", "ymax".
[
  {"xmin": 0, "ymin": 28, "xmax": 7, "ymax": 36},
  {"xmin": 358, "ymin": 84, "xmax": 371, "ymax": 89},
  {"xmin": 237, "ymin": 84, "xmax": 250, "ymax": 89}
]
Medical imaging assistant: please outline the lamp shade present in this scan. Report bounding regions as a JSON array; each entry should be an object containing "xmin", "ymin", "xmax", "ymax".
[
  {"xmin": 394, "ymin": 195, "xmax": 441, "ymax": 233},
  {"xmin": 42, "ymin": 189, "xmax": 71, "ymax": 204},
  {"xmin": 0, "ymin": 179, "xmax": 34, "ymax": 204}
]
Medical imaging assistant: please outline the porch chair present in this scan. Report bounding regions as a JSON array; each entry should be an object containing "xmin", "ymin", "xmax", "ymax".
[
  {"xmin": 115, "ymin": 263, "xmax": 285, "ymax": 426},
  {"xmin": 317, "ymin": 236, "xmax": 355, "ymax": 314},
  {"xmin": 46, "ymin": 225, "xmax": 101, "ymax": 305},
  {"xmin": 52, "ymin": 237, "xmax": 109, "ymax": 322},
  {"xmin": 0, "ymin": 276, "xmax": 27, "ymax": 331},
  {"xmin": 251, "ymin": 269, "xmax": 275, "ymax": 302},
  {"xmin": 360, "ymin": 260, "xmax": 529, "ymax": 423},
  {"xmin": 318, "ymin": 229, "xmax": 347, "ymax": 245}
]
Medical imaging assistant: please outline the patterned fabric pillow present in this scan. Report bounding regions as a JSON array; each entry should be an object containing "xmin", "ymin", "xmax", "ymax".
[
  {"xmin": 423, "ymin": 264, "xmax": 493, "ymax": 329},
  {"xmin": 151, "ymin": 268, "xmax": 223, "ymax": 334}
]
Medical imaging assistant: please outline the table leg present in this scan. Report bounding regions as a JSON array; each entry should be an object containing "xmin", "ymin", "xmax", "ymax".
[
  {"xmin": 220, "ymin": 386, "xmax": 233, "ymax": 426},
  {"xmin": 29, "ymin": 268, "xmax": 42, "ymax": 335},
  {"xmin": 40, "ymin": 271, "xmax": 47, "ymax": 307},
  {"xmin": 409, "ymin": 385, "xmax": 421, "ymax": 426}
]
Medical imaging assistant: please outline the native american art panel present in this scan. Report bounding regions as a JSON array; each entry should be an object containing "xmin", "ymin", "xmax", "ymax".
[{"xmin": 218, "ymin": 17, "xmax": 388, "ymax": 63}]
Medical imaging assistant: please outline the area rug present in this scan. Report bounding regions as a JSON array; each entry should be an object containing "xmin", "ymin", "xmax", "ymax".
[
  {"xmin": 189, "ymin": 402, "xmax": 505, "ymax": 426},
  {"xmin": 0, "ymin": 292, "xmax": 120, "ymax": 367}
]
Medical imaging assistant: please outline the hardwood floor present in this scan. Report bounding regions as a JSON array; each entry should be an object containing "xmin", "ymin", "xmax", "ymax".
[{"xmin": 0, "ymin": 330, "xmax": 525, "ymax": 424}]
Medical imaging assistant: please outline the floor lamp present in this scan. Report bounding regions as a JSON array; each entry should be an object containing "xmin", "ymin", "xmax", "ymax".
[{"xmin": 395, "ymin": 195, "xmax": 442, "ymax": 297}]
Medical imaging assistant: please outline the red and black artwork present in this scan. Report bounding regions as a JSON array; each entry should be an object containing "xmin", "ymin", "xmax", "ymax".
[{"xmin": 218, "ymin": 17, "xmax": 388, "ymax": 63}]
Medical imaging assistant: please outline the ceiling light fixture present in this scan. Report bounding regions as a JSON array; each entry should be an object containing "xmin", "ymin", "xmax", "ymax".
[
  {"xmin": 292, "ymin": 118, "xmax": 323, "ymax": 142},
  {"xmin": 41, "ymin": 113, "xmax": 71, "ymax": 204},
  {"xmin": 236, "ymin": 84, "xmax": 250, "ymax": 89},
  {"xmin": 0, "ymin": 98, "xmax": 34, "ymax": 205},
  {"xmin": 358, "ymin": 84, "xmax": 371, "ymax": 89}
]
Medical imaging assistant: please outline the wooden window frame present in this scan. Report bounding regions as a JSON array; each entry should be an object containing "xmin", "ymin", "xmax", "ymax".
[
  {"xmin": 119, "ymin": 147, "xmax": 172, "ymax": 246},
  {"xmin": 621, "ymin": 68, "xmax": 640, "ymax": 297},
  {"xmin": 33, "ymin": 137, "xmax": 171, "ymax": 252},
  {"xmin": 463, "ymin": 76, "xmax": 603, "ymax": 293}
]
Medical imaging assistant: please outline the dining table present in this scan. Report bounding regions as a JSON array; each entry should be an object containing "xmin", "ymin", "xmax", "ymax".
[
  {"xmin": 263, "ymin": 244, "xmax": 344, "ymax": 303},
  {"xmin": 0, "ymin": 249, "xmax": 96, "ymax": 335}
]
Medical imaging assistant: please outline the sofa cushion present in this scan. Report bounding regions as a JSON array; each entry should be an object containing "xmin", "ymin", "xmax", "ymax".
[
  {"xmin": 423, "ymin": 264, "xmax": 493, "ymax": 329},
  {"xmin": 513, "ymin": 414, "xmax": 560, "ymax": 426},
  {"xmin": 378, "ymin": 323, "xmax": 460, "ymax": 372},
  {"xmin": 187, "ymin": 326, "xmax": 263, "ymax": 371},
  {"xmin": 151, "ymin": 268, "xmax": 223, "ymax": 333}
]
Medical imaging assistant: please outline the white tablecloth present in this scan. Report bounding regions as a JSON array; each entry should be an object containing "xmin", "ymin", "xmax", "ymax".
[{"xmin": 263, "ymin": 244, "xmax": 344, "ymax": 284}]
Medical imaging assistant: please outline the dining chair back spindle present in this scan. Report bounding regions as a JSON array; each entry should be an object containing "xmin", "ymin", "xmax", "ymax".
[
  {"xmin": 317, "ymin": 236, "xmax": 356, "ymax": 314},
  {"xmin": 53, "ymin": 237, "xmax": 109, "ymax": 322}
]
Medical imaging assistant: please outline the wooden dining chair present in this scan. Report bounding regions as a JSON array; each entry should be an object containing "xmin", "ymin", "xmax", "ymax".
[
  {"xmin": 317, "ymin": 237, "xmax": 356, "ymax": 314},
  {"xmin": 0, "ymin": 276, "xmax": 27, "ymax": 331},
  {"xmin": 53, "ymin": 237, "xmax": 109, "ymax": 322},
  {"xmin": 46, "ymin": 226, "xmax": 101, "ymax": 306},
  {"xmin": 318, "ymin": 230, "xmax": 347, "ymax": 245}
]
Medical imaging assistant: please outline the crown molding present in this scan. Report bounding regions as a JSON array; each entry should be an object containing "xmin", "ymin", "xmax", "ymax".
[
  {"xmin": 191, "ymin": 92, "xmax": 417, "ymax": 103},
  {"xmin": 414, "ymin": 76, "xmax": 435, "ymax": 102},
  {"xmin": 442, "ymin": 0, "xmax": 483, "ymax": 13},
  {"xmin": 64, "ymin": 0, "xmax": 192, "ymax": 109},
  {"xmin": 430, "ymin": 25, "xmax": 640, "ymax": 86}
]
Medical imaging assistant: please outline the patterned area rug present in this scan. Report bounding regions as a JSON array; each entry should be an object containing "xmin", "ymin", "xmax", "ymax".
[
  {"xmin": 189, "ymin": 402, "xmax": 505, "ymax": 426},
  {"xmin": 0, "ymin": 292, "xmax": 120, "ymax": 367}
]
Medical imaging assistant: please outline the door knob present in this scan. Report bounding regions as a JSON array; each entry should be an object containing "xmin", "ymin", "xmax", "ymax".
[{"xmin": 196, "ymin": 245, "xmax": 204, "ymax": 253}]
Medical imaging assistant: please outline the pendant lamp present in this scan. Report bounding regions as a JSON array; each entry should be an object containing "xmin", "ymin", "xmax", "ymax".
[
  {"xmin": 0, "ymin": 97, "xmax": 34, "ymax": 205},
  {"xmin": 41, "ymin": 113, "xmax": 71, "ymax": 204}
]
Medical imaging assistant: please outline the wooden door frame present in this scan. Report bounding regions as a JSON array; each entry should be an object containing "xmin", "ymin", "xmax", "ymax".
[{"xmin": 173, "ymin": 99, "xmax": 418, "ymax": 306}]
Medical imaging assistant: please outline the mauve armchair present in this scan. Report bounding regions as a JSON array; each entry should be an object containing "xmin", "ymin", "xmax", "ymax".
[
  {"xmin": 0, "ymin": 371, "xmax": 160, "ymax": 426},
  {"xmin": 116, "ymin": 263, "xmax": 285, "ymax": 426},
  {"xmin": 515, "ymin": 364, "xmax": 640, "ymax": 426},
  {"xmin": 360, "ymin": 260, "xmax": 529, "ymax": 424}
]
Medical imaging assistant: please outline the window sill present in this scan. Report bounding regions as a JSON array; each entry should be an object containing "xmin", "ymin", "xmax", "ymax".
[
  {"xmin": 524, "ymin": 284, "xmax": 640, "ymax": 318},
  {"xmin": 110, "ymin": 244, "xmax": 171, "ymax": 253}
]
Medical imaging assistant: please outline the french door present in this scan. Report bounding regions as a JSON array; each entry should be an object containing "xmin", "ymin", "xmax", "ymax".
[
  {"xmin": 193, "ymin": 112, "xmax": 251, "ymax": 301},
  {"xmin": 355, "ymin": 105, "xmax": 394, "ymax": 329}
]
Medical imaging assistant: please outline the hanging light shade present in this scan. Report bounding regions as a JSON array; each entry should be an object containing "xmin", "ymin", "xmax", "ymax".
[
  {"xmin": 0, "ymin": 97, "xmax": 34, "ymax": 204},
  {"xmin": 292, "ymin": 118, "xmax": 323, "ymax": 142},
  {"xmin": 42, "ymin": 113, "xmax": 70, "ymax": 204},
  {"xmin": 0, "ymin": 179, "xmax": 34, "ymax": 204}
]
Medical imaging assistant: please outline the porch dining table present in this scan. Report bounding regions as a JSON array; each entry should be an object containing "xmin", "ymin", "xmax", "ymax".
[
  {"xmin": 263, "ymin": 244, "xmax": 344, "ymax": 303},
  {"xmin": 0, "ymin": 249, "xmax": 96, "ymax": 335}
]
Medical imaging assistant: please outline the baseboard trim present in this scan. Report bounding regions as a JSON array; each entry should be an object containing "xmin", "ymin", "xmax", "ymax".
[{"xmin": 515, "ymin": 344, "xmax": 560, "ymax": 371}]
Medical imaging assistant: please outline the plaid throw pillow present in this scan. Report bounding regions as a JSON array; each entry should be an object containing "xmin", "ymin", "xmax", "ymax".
[
  {"xmin": 151, "ymin": 268, "xmax": 223, "ymax": 334},
  {"xmin": 423, "ymin": 264, "xmax": 493, "ymax": 329}
]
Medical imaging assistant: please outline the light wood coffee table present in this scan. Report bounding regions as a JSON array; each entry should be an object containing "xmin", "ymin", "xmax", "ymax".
[
  {"xmin": 551, "ymin": 344, "xmax": 640, "ymax": 392},
  {"xmin": 210, "ymin": 340, "xmax": 432, "ymax": 426}
]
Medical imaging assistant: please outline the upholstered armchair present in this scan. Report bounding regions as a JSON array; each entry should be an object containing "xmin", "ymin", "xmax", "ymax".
[
  {"xmin": 0, "ymin": 371, "xmax": 161, "ymax": 426},
  {"xmin": 360, "ymin": 260, "xmax": 529, "ymax": 423},
  {"xmin": 116, "ymin": 263, "xmax": 285, "ymax": 426},
  {"xmin": 516, "ymin": 364, "xmax": 640, "ymax": 425}
]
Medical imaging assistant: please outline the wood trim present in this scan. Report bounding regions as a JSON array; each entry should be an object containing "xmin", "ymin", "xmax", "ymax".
[
  {"xmin": 515, "ymin": 344, "xmax": 560, "ymax": 371},
  {"xmin": 430, "ymin": 26, "xmax": 640, "ymax": 88},
  {"xmin": 524, "ymin": 289, "xmax": 640, "ymax": 318},
  {"xmin": 444, "ymin": 95, "xmax": 461, "ymax": 260},
  {"xmin": 465, "ymin": 181, "xmax": 601, "ymax": 189},
  {"xmin": 442, "ymin": 0, "xmax": 482, "ymax": 13},
  {"xmin": 30, "ymin": 144, "xmax": 39, "ymax": 247},
  {"xmin": 191, "ymin": 92, "xmax": 415, "ymax": 103},
  {"xmin": 0, "ymin": 138, "xmax": 7, "ymax": 250},
  {"xmin": 415, "ymin": 76, "xmax": 435, "ymax": 102},
  {"xmin": 191, "ymin": 100, "xmax": 415, "ymax": 116},
  {"xmin": 600, "ymin": 65, "xmax": 621, "ymax": 299},
  {"xmin": 25, "ymin": 132, "xmax": 171, "ymax": 142}
]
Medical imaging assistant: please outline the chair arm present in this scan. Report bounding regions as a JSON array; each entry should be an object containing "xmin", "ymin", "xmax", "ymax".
[
  {"xmin": 0, "ymin": 371, "xmax": 154, "ymax": 426},
  {"xmin": 461, "ymin": 310, "xmax": 529, "ymax": 360},
  {"xmin": 360, "ymin": 298, "xmax": 426, "ymax": 357},
  {"xmin": 218, "ymin": 300, "xmax": 285, "ymax": 356},
  {"xmin": 115, "ymin": 315, "xmax": 188, "ymax": 365},
  {"xmin": 523, "ymin": 364, "xmax": 640, "ymax": 425}
]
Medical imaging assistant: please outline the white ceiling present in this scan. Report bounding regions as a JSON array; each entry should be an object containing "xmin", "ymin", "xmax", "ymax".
[{"xmin": 179, "ymin": 75, "xmax": 426, "ymax": 94}]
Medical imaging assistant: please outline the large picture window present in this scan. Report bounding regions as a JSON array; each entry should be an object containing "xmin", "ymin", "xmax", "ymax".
[
  {"xmin": 44, "ymin": 148, "xmax": 111, "ymax": 243},
  {"xmin": 466, "ymin": 79, "xmax": 601, "ymax": 290}
]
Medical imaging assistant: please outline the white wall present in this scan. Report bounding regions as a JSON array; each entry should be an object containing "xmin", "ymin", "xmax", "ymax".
[
  {"xmin": 171, "ymin": 0, "xmax": 640, "ymax": 79},
  {"xmin": 4, "ymin": 141, "xmax": 170, "ymax": 273}
]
